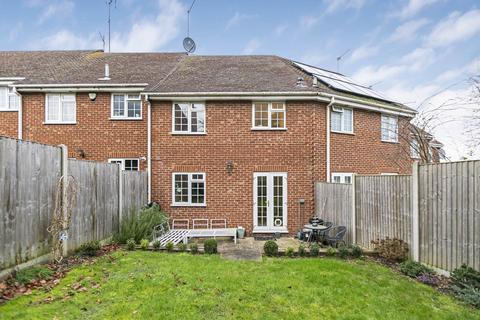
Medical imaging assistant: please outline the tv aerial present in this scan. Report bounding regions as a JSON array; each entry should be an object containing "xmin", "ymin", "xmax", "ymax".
[{"xmin": 183, "ymin": 0, "xmax": 197, "ymax": 53}]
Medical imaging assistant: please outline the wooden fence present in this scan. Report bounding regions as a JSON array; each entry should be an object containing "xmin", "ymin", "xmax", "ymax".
[
  {"xmin": 315, "ymin": 160, "xmax": 480, "ymax": 272},
  {"xmin": 0, "ymin": 137, "xmax": 147, "ymax": 271}
]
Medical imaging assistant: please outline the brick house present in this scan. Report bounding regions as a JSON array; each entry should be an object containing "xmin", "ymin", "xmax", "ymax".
[{"xmin": 1, "ymin": 50, "xmax": 433, "ymax": 235}]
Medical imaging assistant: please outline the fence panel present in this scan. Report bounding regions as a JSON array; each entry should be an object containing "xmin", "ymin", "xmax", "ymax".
[
  {"xmin": 314, "ymin": 182, "xmax": 353, "ymax": 244},
  {"xmin": 355, "ymin": 175, "xmax": 412, "ymax": 250},
  {"xmin": 122, "ymin": 170, "xmax": 148, "ymax": 216},
  {"xmin": 0, "ymin": 137, "xmax": 61, "ymax": 270}
]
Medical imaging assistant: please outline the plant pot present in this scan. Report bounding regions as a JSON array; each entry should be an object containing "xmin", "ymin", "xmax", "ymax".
[{"xmin": 237, "ymin": 227, "xmax": 245, "ymax": 239}]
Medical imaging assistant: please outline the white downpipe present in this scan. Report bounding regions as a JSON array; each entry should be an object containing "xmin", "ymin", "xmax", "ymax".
[
  {"xmin": 326, "ymin": 96, "xmax": 335, "ymax": 182},
  {"xmin": 146, "ymin": 96, "xmax": 152, "ymax": 203},
  {"xmin": 17, "ymin": 91, "xmax": 23, "ymax": 140}
]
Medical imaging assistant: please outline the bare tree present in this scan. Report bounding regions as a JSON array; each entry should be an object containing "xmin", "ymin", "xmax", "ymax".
[{"xmin": 466, "ymin": 76, "xmax": 480, "ymax": 153}]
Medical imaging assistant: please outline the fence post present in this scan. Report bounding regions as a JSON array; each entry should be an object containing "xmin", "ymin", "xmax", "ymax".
[
  {"xmin": 118, "ymin": 165, "xmax": 123, "ymax": 232},
  {"xmin": 59, "ymin": 144, "xmax": 69, "ymax": 256},
  {"xmin": 351, "ymin": 174, "xmax": 356, "ymax": 244},
  {"xmin": 411, "ymin": 161, "xmax": 420, "ymax": 261}
]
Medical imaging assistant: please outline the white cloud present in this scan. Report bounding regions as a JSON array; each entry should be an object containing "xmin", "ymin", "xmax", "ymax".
[
  {"xmin": 243, "ymin": 38, "xmax": 261, "ymax": 55},
  {"xmin": 38, "ymin": 30, "xmax": 100, "ymax": 50},
  {"xmin": 38, "ymin": 0, "xmax": 74, "ymax": 25},
  {"xmin": 299, "ymin": 15, "xmax": 319, "ymax": 29},
  {"xmin": 426, "ymin": 9, "xmax": 480, "ymax": 47},
  {"xmin": 225, "ymin": 12, "xmax": 256, "ymax": 30},
  {"xmin": 111, "ymin": 0, "xmax": 185, "ymax": 52},
  {"xmin": 352, "ymin": 65, "xmax": 404, "ymax": 86},
  {"xmin": 389, "ymin": 18, "xmax": 429, "ymax": 42},
  {"xmin": 323, "ymin": 0, "xmax": 367, "ymax": 14},
  {"xmin": 434, "ymin": 57, "xmax": 480, "ymax": 83},
  {"xmin": 348, "ymin": 45, "xmax": 379, "ymax": 63},
  {"xmin": 396, "ymin": 0, "xmax": 440, "ymax": 19},
  {"xmin": 401, "ymin": 47, "xmax": 436, "ymax": 71},
  {"xmin": 274, "ymin": 24, "xmax": 288, "ymax": 36}
]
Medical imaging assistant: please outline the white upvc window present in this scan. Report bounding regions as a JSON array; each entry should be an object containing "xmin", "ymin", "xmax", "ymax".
[
  {"xmin": 45, "ymin": 93, "xmax": 76, "ymax": 124},
  {"xmin": 111, "ymin": 94, "xmax": 142, "ymax": 119},
  {"xmin": 411, "ymin": 137, "xmax": 420, "ymax": 159},
  {"xmin": 0, "ymin": 86, "xmax": 20, "ymax": 111},
  {"xmin": 172, "ymin": 173, "xmax": 206, "ymax": 206},
  {"xmin": 381, "ymin": 114, "xmax": 398, "ymax": 142},
  {"xmin": 172, "ymin": 102, "xmax": 206, "ymax": 134},
  {"xmin": 252, "ymin": 102, "xmax": 286, "ymax": 129},
  {"xmin": 331, "ymin": 106, "xmax": 353, "ymax": 133},
  {"xmin": 108, "ymin": 158, "xmax": 140, "ymax": 171},
  {"xmin": 332, "ymin": 173, "xmax": 353, "ymax": 184}
]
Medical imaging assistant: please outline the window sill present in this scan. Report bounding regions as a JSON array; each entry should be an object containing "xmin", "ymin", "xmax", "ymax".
[
  {"xmin": 381, "ymin": 140, "xmax": 399, "ymax": 144},
  {"xmin": 0, "ymin": 109, "xmax": 18, "ymax": 112},
  {"xmin": 252, "ymin": 227, "xmax": 289, "ymax": 234},
  {"xmin": 43, "ymin": 122, "xmax": 77, "ymax": 125},
  {"xmin": 170, "ymin": 203, "xmax": 206, "ymax": 207},
  {"xmin": 331, "ymin": 130, "xmax": 354, "ymax": 135},
  {"xmin": 170, "ymin": 132, "xmax": 207, "ymax": 135},
  {"xmin": 109, "ymin": 117, "xmax": 143, "ymax": 121},
  {"xmin": 251, "ymin": 127, "xmax": 287, "ymax": 131}
]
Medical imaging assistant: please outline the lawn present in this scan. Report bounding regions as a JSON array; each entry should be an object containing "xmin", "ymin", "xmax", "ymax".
[{"xmin": 1, "ymin": 251, "xmax": 478, "ymax": 320}]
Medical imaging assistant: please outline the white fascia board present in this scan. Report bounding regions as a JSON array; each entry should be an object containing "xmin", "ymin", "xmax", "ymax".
[{"xmin": 16, "ymin": 84, "xmax": 147, "ymax": 93}]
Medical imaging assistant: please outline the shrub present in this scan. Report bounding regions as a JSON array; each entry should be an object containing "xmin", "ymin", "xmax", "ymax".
[
  {"xmin": 371, "ymin": 238, "xmax": 409, "ymax": 262},
  {"xmin": 178, "ymin": 243, "xmax": 187, "ymax": 252},
  {"xmin": 326, "ymin": 246, "xmax": 337, "ymax": 257},
  {"xmin": 416, "ymin": 273, "xmax": 440, "ymax": 286},
  {"xmin": 152, "ymin": 240, "xmax": 161, "ymax": 250},
  {"xmin": 450, "ymin": 264, "xmax": 480, "ymax": 308},
  {"xmin": 350, "ymin": 245, "xmax": 363, "ymax": 259},
  {"xmin": 76, "ymin": 240, "xmax": 101, "ymax": 257},
  {"xmin": 189, "ymin": 243, "xmax": 199, "ymax": 254},
  {"xmin": 298, "ymin": 244, "xmax": 306, "ymax": 257},
  {"xmin": 399, "ymin": 260, "xmax": 433, "ymax": 278},
  {"xmin": 263, "ymin": 240, "xmax": 278, "ymax": 257},
  {"xmin": 338, "ymin": 245, "xmax": 350, "ymax": 259},
  {"xmin": 310, "ymin": 243, "xmax": 320, "ymax": 257},
  {"xmin": 140, "ymin": 239, "xmax": 149, "ymax": 250},
  {"xmin": 165, "ymin": 241, "xmax": 174, "ymax": 252},
  {"xmin": 113, "ymin": 204, "xmax": 167, "ymax": 244},
  {"xmin": 126, "ymin": 238, "xmax": 136, "ymax": 251},
  {"xmin": 286, "ymin": 247, "xmax": 295, "ymax": 257},
  {"xmin": 15, "ymin": 266, "xmax": 53, "ymax": 284},
  {"xmin": 204, "ymin": 239, "xmax": 218, "ymax": 254}
]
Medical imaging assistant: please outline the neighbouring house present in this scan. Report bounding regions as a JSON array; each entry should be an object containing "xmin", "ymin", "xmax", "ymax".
[{"xmin": 1, "ymin": 50, "xmax": 420, "ymax": 235}]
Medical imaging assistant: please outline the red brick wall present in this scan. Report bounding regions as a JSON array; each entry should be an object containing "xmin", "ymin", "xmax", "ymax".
[
  {"xmin": 0, "ymin": 111, "xmax": 18, "ymax": 138},
  {"xmin": 330, "ymin": 111, "xmax": 412, "ymax": 175},
  {"xmin": 21, "ymin": 92, "xmax": 147, "ymax": 168}
]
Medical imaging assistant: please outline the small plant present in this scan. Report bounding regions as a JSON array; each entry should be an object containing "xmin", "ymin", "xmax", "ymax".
[
  {"xmin": 310, "ymin": 243, "xmax": 320, "ymax": 257},
  {"xmin": 204, "ymin": 239, "xmax": 218, "ymax": 254},
  {"xmin": 416, "ymin": 273, "xmax": 439, "ymax": 286},
  {"xmin": 298, "ymin": 244, "xmax": 306, "ymax": 257},
  {"xmin": 15, "ymin": 266, "xmax": 53, "ymax": 285},
  {"xmin": 450, "ymin": 264, "xmax": 480, "ymax": 308},
  {"xmin": 263, "ymin": 240, "xmax": 278, "ymax": 257},
  {"xmin": 152, "ymin": 240, "xmax": 161, "ymax": 250},
  {"xmin": 326, "ymin": 246, "xmax": 337, "ymax": 257},
  {"xmin": 165, "ymin": 241, "xmax": 174, "ymax": 252},
  {"xmin": 178, "ymin": 243, "xmax": 188, "ymax": 252},
  {"xmin": 126, "ymin": 238, "xmax": 136, "ymax": 251},
  {"xmin": 350, "ymin": 245, "xmax": 363, "ymax": 258},
  {"xmin": 371, "ymin": 238, "xmax": 409, "ymax": 262},
  {"xmin": 76, "ymin": 240, "xmax": 101, "ymax": 257},
  {"xmin": 338, "ymin": 245, "xmax": 350, "ymax": 259},
  {"xmin": 140, "ymin": 239, "xmax": 149, "ymax": 250},
  {"xmin": 399, "ymin": 260, "xmax": 433, "ymax": 278},
  {"xmin": 285, "ymin": 247, "xmax": 295, "ymax": 257},
  {"xmin": 189, "ymin": 243, "xmax": 199, "ymax": 254}
]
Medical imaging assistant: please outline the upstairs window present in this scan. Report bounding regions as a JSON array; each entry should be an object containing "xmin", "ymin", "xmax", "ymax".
[
  {"xmin": 0, "ymin": 86, "xmax": 20, "ymax": 111},
  {"xmin": 411, "ymin": 137, "xmax": 420, "ymax": 159},
  {"xmin": 111, "ymin": 94, "xmax": 142, "ymax": 119},
  {"xmin": 381, "ymin": 115, "xmax": 398, "ymax": 142},
  {"xmin": 172, "ymin": 173, "xmax": 206, "ymax": 206},
  {"xmin": 108, "ymin": 158, "xmax": 139, "ymax": 171},
  {"xmin": 45, "ymin": 93, "xmax": 76, "ymax": 124},
  {"xmin": 172, "ymin": 102, "xmax": 205, "ymax": 133},
  {"xmin": 331, "ymin": 106, "xmax": 353, "ymax": 133},
  {"xmin": 252, "ymin": 102, "xmax": 286, "ymax": 129},
  {"xmin": 332, "ymin": 173, "xmax": 353, "ymax": 184}
]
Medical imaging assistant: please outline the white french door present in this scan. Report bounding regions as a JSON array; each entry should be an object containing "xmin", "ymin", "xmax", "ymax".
[{"xmin": 253, "ymin": 173, "xmax": 287, "ymax": 232}]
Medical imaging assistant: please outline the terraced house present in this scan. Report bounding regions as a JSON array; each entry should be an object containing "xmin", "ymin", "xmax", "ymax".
[{"xmin": 0, "ymin": 50, "xmax": 425, "ymax": 235}]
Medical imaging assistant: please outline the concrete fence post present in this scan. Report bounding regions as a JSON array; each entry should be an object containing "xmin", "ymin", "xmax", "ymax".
[
  {"xmin": 59, "ymin": 144, "xmax": 69, "ymax": 256},
  {"xmin": 351, "ymin": 174, "xmax": 357, "ymax": 244},
  {"xmin": 411, "ymin": 161, "xmax": 420, "ymax": 261}
]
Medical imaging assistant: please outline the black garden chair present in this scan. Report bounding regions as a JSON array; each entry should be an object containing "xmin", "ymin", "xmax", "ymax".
[{"xmin": 324, "ymin": 226, "xmax": 347, "ymax": 248}]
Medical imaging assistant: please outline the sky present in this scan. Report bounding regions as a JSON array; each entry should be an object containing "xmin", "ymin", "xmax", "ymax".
[{"xmin": 1, "ymin": 0, "xmax": 479, "ymax": 160}]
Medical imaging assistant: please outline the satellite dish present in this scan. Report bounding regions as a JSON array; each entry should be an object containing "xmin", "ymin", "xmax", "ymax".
[{"xmin": 183, "ymin": 37, "xmax": 196, "ymax": 53}]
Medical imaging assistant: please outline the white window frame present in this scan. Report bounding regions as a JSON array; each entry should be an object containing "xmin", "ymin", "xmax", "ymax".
[
  {"xmin": 0, "ymin": 86, "xmax": 20, "ymax": 111},
  {"xmin": 330, "ymin": 106, "xmax": 353, "ymax": 134},
  {"xmin": 410, "ymin": 137, "xmax": 421, "ymax": 159},
  {"xmin": 44, "ymin": 93, "xmax": 76, "ymax": 124},
  {"xmin": 171, "ymin": 102, "xmax": 206, "ymax": 134},
  {"xmin": 171, "ymin": 172, "xmax": 206, "ymax": 206},
  {"xmin": 381, "ymin": 114, "xmax": 398, "ymax": 143},
  {"xmin": 108, "ymin": 158, "xmax": 140, "ymax": 171},
  {"xmin": 252, "ymin": 101, "xmax": 286, "ymax": 130},
  {"xmin": 110, "ymin": 93, "xmax": 142, "ymax": 120},
  {"xmin": 331, "ymin": 172, "xmax": 353, "ymax": 184},
  {"xmin": 380, "ymin": 173, "xmax": 399, "ymax": 176}
]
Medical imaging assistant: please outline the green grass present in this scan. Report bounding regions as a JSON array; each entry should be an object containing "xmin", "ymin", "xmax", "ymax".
[
  {"xmin": 14, "ymin": 265, "xmax": 53, "ymax": 285},
  {"xmin": 1, "ymin": 252, "xmax": 479, "ymax": 320}
]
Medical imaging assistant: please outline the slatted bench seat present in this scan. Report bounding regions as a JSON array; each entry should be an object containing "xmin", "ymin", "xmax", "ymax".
[{"xmin": 184, "ymin": 228, "xmax": 237, "ymax": 244}]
